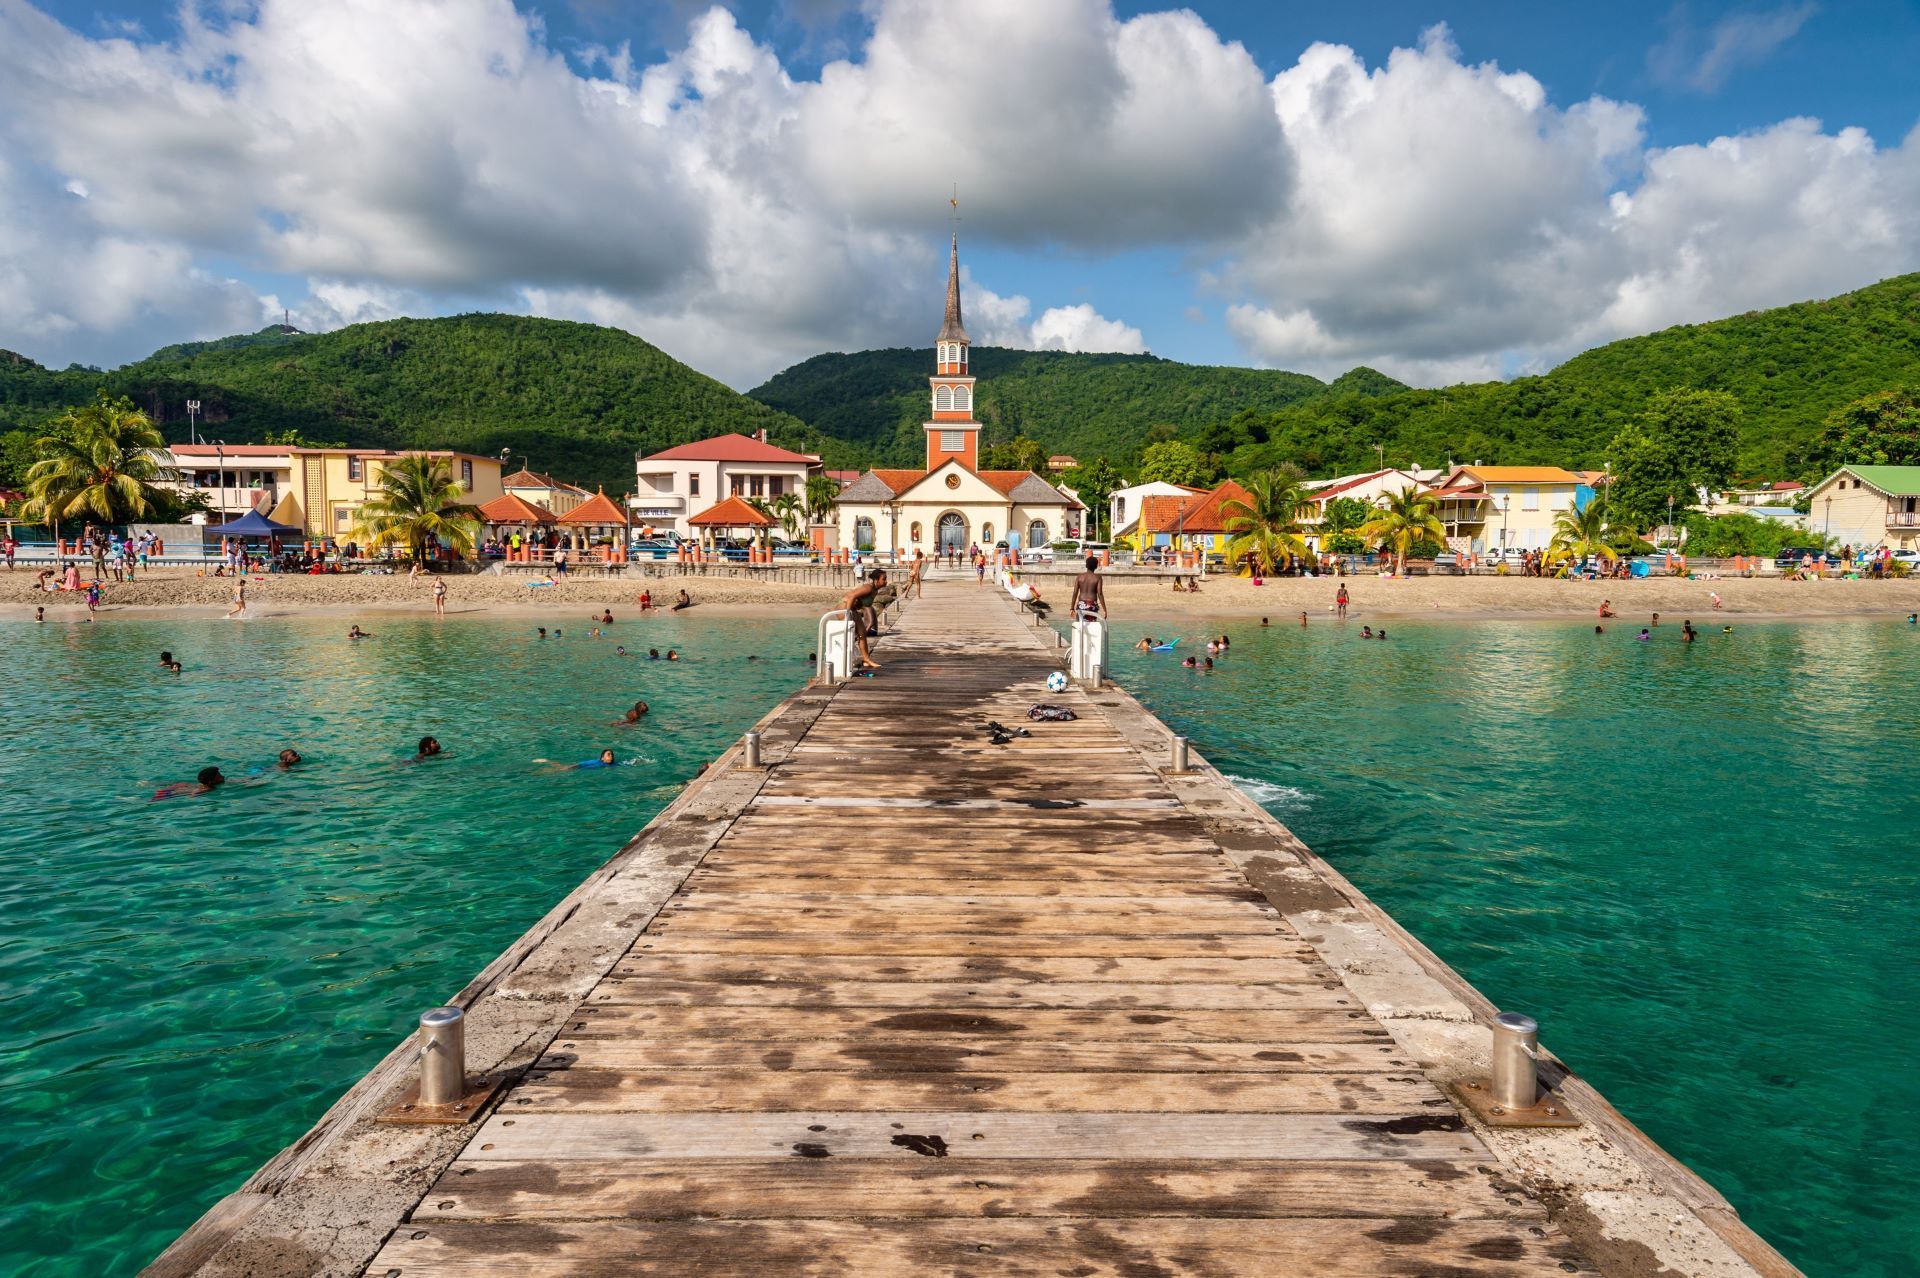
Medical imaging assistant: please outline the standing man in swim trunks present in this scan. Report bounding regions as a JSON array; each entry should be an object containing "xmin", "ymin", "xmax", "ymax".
[
  {"xmin": 841, "ymin": 569, "xmax": 886, "ymax": 669},
  {"xmin": 1071, "ymin": 554, "xmax": 1107, "ymax": 620},
  {"xmin": 1336, "ymin": 583, "xmax": 1349, "ymax": 619},
  {"xmin": 432, "ymin": 576, "xmax": 448, "ymax": 617}
]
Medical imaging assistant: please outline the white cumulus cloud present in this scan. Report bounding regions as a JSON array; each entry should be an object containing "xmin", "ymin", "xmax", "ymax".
[{"xmin": 964, "ymin": 283, "xmax": 1145, "ymax": 354}]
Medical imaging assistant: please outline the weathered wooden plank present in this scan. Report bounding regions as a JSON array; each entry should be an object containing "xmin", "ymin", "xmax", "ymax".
[
  {"xmin": 458, "ymin": 1111, "xmax": 1487, "ymax": 1162},
  {"xmin": 503, "ymin": 1069, "xmax": 1443, "ymax": 1114},
  {"xmin": 373, "ymin": 1218, "xmax": 1590, "ymax": 1277},
  {"xmin": 653, "ymin": 904, "xmax": 1284, "ymax": 936},
  {"xmin": 554, "ymin": 1006, "xmax": 1385, "ymax": 1042},
  {"xmin": 688, "ymin": 855, "xmax": 1234, "ymax": 879},
  {"xmin": 584, "ymin": 978, "xmax": 1350, "ymax": 1011},
  {"xmin": 682, "ymin": 876, "xmax": 1255, "ymax": 899},
  {"xmin": 422, "ymin": 1157, "xmax": 1537, "ymax": 1222},
  {"xmin": 609, "ymin": 955, "xmax": 1336, "ymax": 985},
  {"xmin": 628, "ymin": 932, "xmax": 1314, "ymax": 959},
  {"xmin": 541, "ymin": 1039, "xmax": 1415, "ymax": 1074}
]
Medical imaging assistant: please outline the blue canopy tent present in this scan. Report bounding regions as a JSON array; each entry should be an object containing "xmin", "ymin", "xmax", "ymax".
[{"xmin": 209, "ymin": 510, "xmax": 302, "ymax": 538}]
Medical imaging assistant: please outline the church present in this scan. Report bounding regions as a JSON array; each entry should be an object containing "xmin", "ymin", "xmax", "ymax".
[{"xmin": 833, "ymin": 236, "xmax": 1083, "ymax": 557}]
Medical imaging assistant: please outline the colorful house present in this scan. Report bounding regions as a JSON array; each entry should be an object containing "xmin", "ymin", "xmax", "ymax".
[{"xmin": 1803, "ymin": 465, "xmax": 1920, "ymax": 550}]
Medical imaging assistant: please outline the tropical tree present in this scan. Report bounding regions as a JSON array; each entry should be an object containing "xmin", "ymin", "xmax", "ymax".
[
  {"xmin": 1063, "ymin": 456, "xmax": 1122, "ymax": 539},
  {"xmin": 21, "ymin": 392, "xmax": 173, "ymax": 528},
  {"xmin": 770, "ymin": 492, "xmax": 804, "ymax": 539},
  {"xmin": 1355, "ymin": 486, "xmax": 1447, "ymax": 576},
  {"xmin": 1318, "ymin": 495, "xmax": 1372, "ymax": 555},
  {"xmin": 352, "ymin": 453, "xmax": 482, "ymax": 564},
  {"xmin": 1138, "ymin": 440, "xmax": 1210, "ymax": 488},
  {"xmin": 804, "ymin": 473, "xmax": 840, "ymax": 524},
  {"xmin": 1220, "ymin": 468, "xmax": 1311, "ymax": 575},
  {"xmin": 1545, "ymin": 500, "xmax": 1620, "ymax": 568}
]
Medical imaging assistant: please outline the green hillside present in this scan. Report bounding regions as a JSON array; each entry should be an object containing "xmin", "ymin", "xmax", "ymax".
[
  {"xmin": 1210, "ymin": 274, "xmax": 1920, "ymax": 481},
  {"xmin": 0, "ymin": 315, "xmax": 823, "ymax": 492},
  {"xmin": 749, "ymin": 347, "xmax": 1368, "ymax": 467}
]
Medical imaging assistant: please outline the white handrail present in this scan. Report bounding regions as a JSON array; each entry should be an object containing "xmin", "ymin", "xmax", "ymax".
[{"xmin": 815, "ymin": 609, "xmax": 850, "ymax": 684}]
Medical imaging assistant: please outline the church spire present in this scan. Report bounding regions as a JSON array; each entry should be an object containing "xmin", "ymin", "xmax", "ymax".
[{"xmin": 937, "ymin": 234, "xmax": 967, "ymax": 344}]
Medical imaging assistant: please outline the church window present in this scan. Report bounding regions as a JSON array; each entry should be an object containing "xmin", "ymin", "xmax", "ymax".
[
  {"xmin": 940, "ymin": 431, "xmax": 964, "ymax": 453},
  {"xmin": 854, "ymin": 517, "xmax": 876, "ymax": 550},
  {"xmin": 954, "ymin": 385, "xmax": 972, "ymax": 412},
  {"xmin": 1029, "ymin": 520, "xmax": 1048, "ymax": 546},
  {"xmin": 934, "ymin": 385, "xmax": 954, "ymax": 412}
]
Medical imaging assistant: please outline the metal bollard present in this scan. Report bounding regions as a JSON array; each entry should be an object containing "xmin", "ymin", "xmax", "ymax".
[
  {"xmin": 1170, "ymin": 734, "xmax": 1189, "ymax": 772},
  {"xmin": 743, "ymin": 730, "xmax": 763, "ymax": 768},
  {"xmin": 826, "ymin": 661, "xmax": 836, "ymax": 684},
  {"xmin": 1490, "ymin": 1011, "xmax": 1540, "ymax": 1109},
  {"xmin": 418, "ymin": 1006, "xmax": 466, "ymax": 1107}
]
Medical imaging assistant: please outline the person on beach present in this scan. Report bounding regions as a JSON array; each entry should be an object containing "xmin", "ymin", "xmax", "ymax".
[
  {"xmin": 613, "ymin": 701, "xmax": 650, "ymax": 725},
  {"xmin": 554, "ymin": 546, "xmax": 569, "ymax": 577},
  {"xmin": 154, "ymin": 767, "xmax": 224, "ymax": 800},
  {"xmin": 85, "ymin": 582, "xmax": 101, "ymax": 616},
  {"xmin": 1652, "ymin": 612, "xmax": 1660, "ymax": 628},
  {"xmin": 638, "ymin": 590, "xmax": 653, "ymax": 612},
  {"xmin": 432, "ymin": 578, "xmax": 447, "ymax": 617},
  {"xmin": 225, "ymin": 578, "xmax": 247, "ymax": 620},
  {"xmin": 671, "ymin": 589, "xmax": 692, "ymax": 611},
  {"xmin": 1336, "ymin": 584, "xmax": 1349, "ymax": 618},
  {"xmin": 413, "ymin": 736, "xmax": 444, "ymax": 760},
  {"xmin": 35, "ymin": 606, "xmax": 44, "ymax": 622},
  {"xmin": 1071, "ymin": 555, "xmax": 1107, "ymax": 619},
  {"xmin": 63, "ymin": 562, "xmax": 81, "ymax": 592},
  {"xmin": 908, "ymin": 550, "xmax": 925, "ymax": 600},
  {"xmin": 1710, "ymin": 591, "xmax": 1722, "ymax": 610},
  {"xmin": 2, "ymin": 532, "xmax": 16, "ymax": 569},
  {"xmin": 975, "ymin": 553, "xmax": 986, "ymax": 586},
  {"xmin": 1598, "ymin": 600, "xmax": 1616, "ymax": 618},
  {"xmin": 841, "ymin": 570, "xmax": 886, "ymax": 670}
]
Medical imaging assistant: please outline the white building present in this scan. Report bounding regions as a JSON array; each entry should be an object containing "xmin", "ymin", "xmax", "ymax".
[
  {"xmin": 830, "ymin": 234, "xmax": 1081, "ymax": 556},
  {"xmin": 632, "ymin": 432, "xmax": 821, "ymax": 538},
  {"xmin": 1108, "ymin": 481, "xmax": 1198, "ymax": 543}
]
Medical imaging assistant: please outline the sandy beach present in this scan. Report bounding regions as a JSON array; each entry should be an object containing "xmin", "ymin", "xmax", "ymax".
[
  {"xmin": 7, "ymin": 565, "xmax": 1920, "ymax": 622},
  {"xmin": 0, "ymin": 567, "xmax": 840, "ymax": 619},
  {"xmin": 1094, "ymin": 571, "xmax": 1920, "ymax": 621}
]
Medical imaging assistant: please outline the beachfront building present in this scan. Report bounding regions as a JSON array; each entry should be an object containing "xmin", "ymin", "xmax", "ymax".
[
  {"xmin": 1113, "ymin": 480, "xmax": 1254, "ymax": 559},
  {"xmin": 502, "ymin": 470, "xmax": 589, "ymax": 518},
  {"xmin": 1109, "ymin": 481, "xmax": 1199, "ymax": 547},
  {"xmin": 1426, "ymin": 464, "xmax": 1586, "ymax": 553},
  {"xmin": 1298, "ymin": 468, "xmax": 1429, "ymax": 550},
  {"xmin": 1803, "ymin": 466, "xmax": 1920, "ymax": 550},
  {"xmin": 632, "ymin": 432, "xmax": 820, "ymax": 539},
  {"xmin": 830, "ymin": 236, "xmax": 1081, "ymax": 557},
  {"xmin": 155, "ymin": 445, "xmax": 504, "ymax": 540}
]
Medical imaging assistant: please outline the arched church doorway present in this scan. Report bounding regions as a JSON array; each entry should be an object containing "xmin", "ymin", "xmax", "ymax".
[{"xmin": 937, "ymin": 511, "xmax": 967, "ymax": 554}]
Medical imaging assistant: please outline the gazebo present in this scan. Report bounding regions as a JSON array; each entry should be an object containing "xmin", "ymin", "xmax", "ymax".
[
  {"xmin": 555, "ymin": 488, "xmax": 631, "ymax": 563},
  {"xmin": 476, "ymin": 492, "xmax": 558, "ymax": 562},
  {"xmin": 687, "ymin": 495, "xmax": 774, "ymax": 554}
]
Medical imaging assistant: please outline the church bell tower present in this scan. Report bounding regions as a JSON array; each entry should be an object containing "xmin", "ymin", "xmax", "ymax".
[{"xmin": 926, "ymin": 234, "xmax": 979, "ymax": 471}]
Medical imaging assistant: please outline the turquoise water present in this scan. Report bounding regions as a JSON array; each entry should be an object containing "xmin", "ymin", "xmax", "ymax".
[
  {"xmin": 0, "ymin": 614, "xmax": 811, "ymax": 1276},
  {"xmin": 1104, "ymin": 616, "xmax": 1919, "ymax": 1278}
]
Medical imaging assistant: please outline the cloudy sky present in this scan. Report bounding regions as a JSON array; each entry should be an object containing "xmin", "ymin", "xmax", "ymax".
[{"xmin": 3, "ymin": 0, "xmax": 1918, "ymax": 388}]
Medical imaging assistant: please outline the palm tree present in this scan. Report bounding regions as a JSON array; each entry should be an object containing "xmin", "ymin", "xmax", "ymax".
[
  {"xmin": 770, "ymin": 492, "xmax": 804, "ymax": 539},
  {"xmin": 1356, "ymin": 486, "xmax": 1448, "ymax": 576},
  {"xmin": 804, "ymin": 473, "xmax": 840, "ymax": 524},
  {"xmin": 22, "ymin": 392, "xmax": 173, "ymax": 529},
  {"xmin": 352, "ymin": 454, "xmax": 482, "ymax": 564},
  {"xmin": 1546, "ymin": 501, "xmax": 1620, "ymax": 569},
  {"xmin": 1220, "ymin": 469, "xmax": 1310, "ymax": 575}
]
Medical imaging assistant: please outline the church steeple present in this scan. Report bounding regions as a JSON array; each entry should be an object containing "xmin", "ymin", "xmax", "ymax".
[
  {"xmin": 938, "ymin": 234, "xmax": 967, "ymax": 344},
  {"xmin": 927, "ymin": 230, "xmax": 978, "ymax": 470}
]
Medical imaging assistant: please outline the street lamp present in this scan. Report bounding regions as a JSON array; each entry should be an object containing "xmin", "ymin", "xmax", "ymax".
[
  {"xmin": 1375, "ymin": 443, "xmax": 1386, "ymax": 472},
  {"xmin": 214, "ymin": 440, "xmax": 226, "ymax": 516},
  {"xmin": 1667, "ymin": 494, "xmax": 1675, "ymax": 547},
  {"xmin": 186, "ymin": 399, "xmax": 201, "ymax": 446},
  {"xmin": 1824, "ymin": 495, "xmax": 1832, "ymax": 537}
]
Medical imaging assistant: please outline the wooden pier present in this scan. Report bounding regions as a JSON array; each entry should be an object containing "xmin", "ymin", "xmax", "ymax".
[{"xmin": 154, "ymin": 580, "xmax": 1801, "ymax": 1277}]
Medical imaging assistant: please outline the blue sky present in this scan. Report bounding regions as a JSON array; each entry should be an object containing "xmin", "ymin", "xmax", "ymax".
[{"xmin": 6, "ymin": 0, "xmax": 1919, "ymax": 386}]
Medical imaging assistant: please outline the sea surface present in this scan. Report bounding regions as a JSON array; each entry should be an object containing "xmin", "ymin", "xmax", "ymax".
[
  {"xmin": 4, "ymin": 612, "xmax": 1915, "ymax": 1276},
  {"xmin": 1103, "ymin": 614, "xmax": 1919, "ymax": 1278},
  {"xmin": 0, "ymin": 613, "xmax": 813, "ymax": 1276}
]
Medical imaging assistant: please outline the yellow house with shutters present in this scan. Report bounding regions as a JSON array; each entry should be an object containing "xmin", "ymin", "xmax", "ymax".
[{"xmin": 162, "ymin": 445, "xmax": 504, "ymax": 540}]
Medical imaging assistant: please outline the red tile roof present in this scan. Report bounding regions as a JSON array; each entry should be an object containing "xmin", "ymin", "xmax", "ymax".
[
  {"xmin": 870, "ymin": 469, "xmax": 929, "ymax": 494},
  {"xmin": 477, "ymin": 493, "xmax": 558, "ymax": 524},
  {"xmin": 643, "ymin": 433, "xmax": 815, "ymax": 464},
  {"xmin": 687, "ymin": 495, "xmax": 774, "ymax": 527},
  {"xmin": 1771, "ymin": 480, "xmax": 1805, "ymax": 491},
  {"xmin": 556, "ymin": 490, "xmax": 630, "ymax": 526},
  {"xmin": 1138, "ymin": 481, "xmax": 1255, "ymax": 535}
]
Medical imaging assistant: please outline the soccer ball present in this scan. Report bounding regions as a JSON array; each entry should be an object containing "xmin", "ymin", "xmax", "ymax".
[{"xmin": 1045, "ymin": 671, "xmax": 1069, "ymax": 693}]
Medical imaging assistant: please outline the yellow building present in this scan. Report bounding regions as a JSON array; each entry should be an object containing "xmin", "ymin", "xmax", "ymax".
[
  {"xmin": 1803, "ymin": 465, "xmax": 1920, "ymax": 551},
  {"xmin": 163, "ymin": 445, "xmax": 504, "ymax": 541},
  {"xmin": 1432, "ymin": 465, "xmax": 1586, "ymax": 553}
]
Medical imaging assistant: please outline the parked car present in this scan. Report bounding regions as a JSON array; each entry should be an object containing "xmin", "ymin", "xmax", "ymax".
[{"xmin": 1887, "ymin": 548, "xmax": 1920, "ymax": 569}]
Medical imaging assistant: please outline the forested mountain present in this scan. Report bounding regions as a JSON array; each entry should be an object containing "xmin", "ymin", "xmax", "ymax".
[
  {"xmin": 1193, "ymin": 274, "xmax": 1920, "ymax": 481},
  {"xmin": 749, "ymin": 347, "xmax": 1382, "ymax": 466},
  {"xmin": 0, "ymin": 315, "xmax": 822, "ymax": 492}
]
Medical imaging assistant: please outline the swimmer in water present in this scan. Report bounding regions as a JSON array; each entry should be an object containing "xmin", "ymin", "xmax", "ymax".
[
  {"xmin": 536, "ymin": 748, "xmax": 624, "ymax": 773},
  {"xmin": 159, "ymin": 650, "xmax": 173, "ymax": 666},
  {"xmin": 413, "ymin": 736, "xmax": 444, "ymax": 760},
  {"xmin": 647, "ymin": 648, "xmax": 660, "ymax": 660},
  {"xmin": 1360, "ymin": 625, "xmax": 1373, "ymax": 639},
  {"xmin": 537, "ymin": 627, "xmax": 547, "ymax": 639},
  {"xmin": 613, "ymin": 701, "xmax": 650, "ymax": 726},
  {"xmin": 1181, "ymin": 655, "xmax": 1197, "ymax": 668},
  {"xmin": 1135, "ymin": 636, "xmax": 1156, "ymax": 651},
  {"xmin": 1299, "ymin": 612, "xmax": 1308, "ymax": 628},
  {"xmin": 1261, "ymin": 617, "xmax": 1270, "ymax": 627},
  {"xmin": 1636, "ymin": 628, "xmax": 1650, "ymax": 640},
  {"xmin": 665, "ymin": 649, "xmax": 680, "ymax": 661},
  {"xmin": 35, "ymin": 606, "xmax": 44, "ymax": 623},
  {"xmin": 348, "ymin": 625, "xmax": 372, "ymax": 639},
  {"xmin": 277, "ymin": 749, "xmax": 301, "ymax": 768},
  {"xmin": 601, "ymin": 610, "xmax": 613, "ymax": 624},
  {"xmin": 1595, "ymin": 625, "xmax": 1604, "ymax": 634},
  {"xmin": 1376, "ymin": 629, "xmax": 1387, "ymax": 640},
  {"xmin": 154, "ymin": 766, "xmax": 224, "ymax": 800},
  {"xmin": 168, "ymin": 660, "xmax": 183, "ymax": 674}
]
